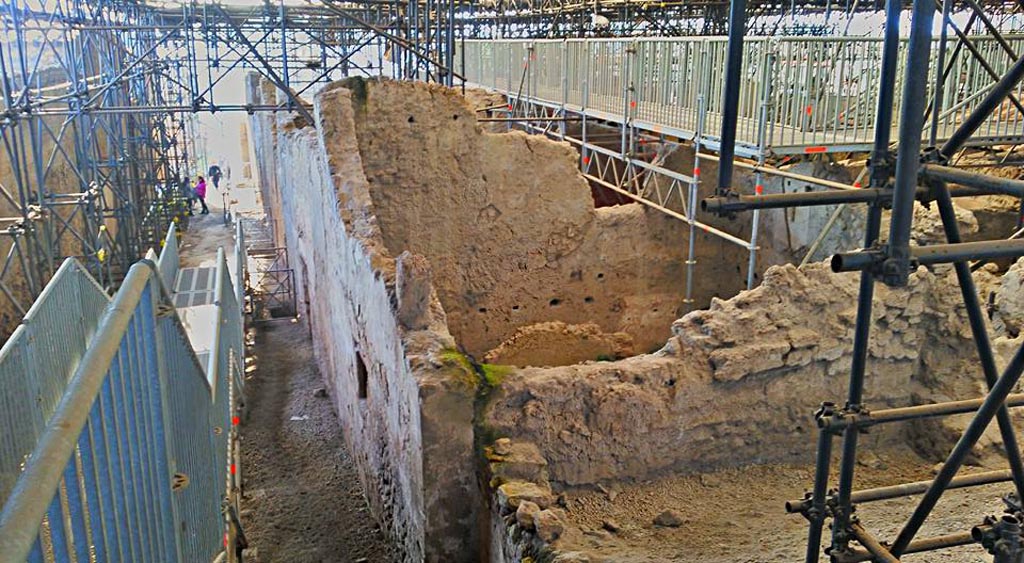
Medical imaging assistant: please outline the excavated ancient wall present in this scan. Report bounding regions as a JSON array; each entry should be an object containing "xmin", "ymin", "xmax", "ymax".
[
  {"xmin": 346, "ymin": 80, "xmax": 723, "ymax": 359},
  {"xmin": 248, "ymin": 78, "xmax": 287, "ymax": 252},
  {"xmin": 247, "ymin": 74, "xmax": 1010, "ymax": 561},
  {"xmin": 248, "ymin": 76, "xmax": 484, "ymax": 562},
  {"xmin": 482, "ymin": 263, "xmax": 980, "ymax": 487},
  {"xmin": 246, "ymin": 76, "xmax": 773, "ymax": 559}
]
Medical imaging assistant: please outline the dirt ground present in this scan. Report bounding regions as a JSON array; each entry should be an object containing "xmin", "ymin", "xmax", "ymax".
[
  {"xmin": 238, "ymin": 320, "xmax": 400, "ymax": 563},
  {"xmin": 179, "ymin": 182, "xmax": 399, "ymax": 562},
  {"xmin": 555, "ymin": 450, "xmax": 1012, "ymax": 562}
]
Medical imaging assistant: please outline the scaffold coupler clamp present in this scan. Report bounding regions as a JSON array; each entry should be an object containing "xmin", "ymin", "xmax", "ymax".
[
  {"xmin": 867, "ymin": 151, "xmax": 894, "ymax": 193},
  {"xmin": 921, "ymin": 145, "xmax": 948, "ymax": 166},
  {"xmin": 881, "ymin": 243, "xmax": 916, "ymax": 288},
  {"xmin": 974, "ymin": 514, "xmax": 1024, "ymax": 563}
]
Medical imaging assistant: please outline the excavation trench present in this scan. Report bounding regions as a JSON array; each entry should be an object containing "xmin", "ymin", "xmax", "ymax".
[{"xmin": 246, "ymin": 75, "xmax": 1024, "ymax": 562}]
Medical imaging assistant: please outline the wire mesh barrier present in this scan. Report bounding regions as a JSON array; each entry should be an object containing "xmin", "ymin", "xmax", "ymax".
[
  {"xmin": 159, "ymin": 222, "xmax": 181, "ymax": 291},
  {"xmin": 0, "ymin": 260, "xmax": 111, "ymax": 505},
  {"xmin": 458, "ymin": 34, "xmax": 1024, "ymax": 155},
  {"xmin": 0, "ymin": 225, "xmax": 246, "ymax": 562}
]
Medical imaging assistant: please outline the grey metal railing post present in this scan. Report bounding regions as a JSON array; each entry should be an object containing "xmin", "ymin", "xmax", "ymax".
[
  {"xmin": 746, "ymin": 42, "xmax": 776, "ymax": 290},
  {"xmin": 559, "ymin": 39, "xmax": 568, "ymax": 141},
  {"xmin": 621, "ymin": 41, "xmax": 633, "ymax": 158},
  {"xmin": 685, "ymin": 92, "xmax": 706, "ymax": 309},
  {"xmin": 582, "ymin": 42, "xmax": 590, "ymax": 168}
]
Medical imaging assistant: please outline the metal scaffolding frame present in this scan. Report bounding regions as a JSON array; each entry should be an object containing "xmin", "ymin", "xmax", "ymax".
[
  {"xmin": 0, "ymin": 0, "xmax": 405, "ymax": 334},
  {"xmin": 698, "ymin": 0, "xmax": 1024, "ymax": 560},
  {"xmin": 460, "ymin": 22, "xmax": 1024, "ymax": 303},
  {"xmin": 2, "ymin": 0, "xmax": 1024, "ymax": 560},
  {"xmin": 458, "ymin": 0, "xmax": 1024, "ymax": 39},
  {"xmin": 460, "ymin": 0, "xmax": 1024, "ymax": 39},
  {"xmin": 1, "ymin": 0, "xmax": 1020, "ymax": 327}
]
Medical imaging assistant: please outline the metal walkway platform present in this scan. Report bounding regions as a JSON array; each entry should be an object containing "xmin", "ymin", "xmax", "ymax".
[{"xmin": 457, "ymin": 34, "xmax": 1024, "ymax": 157}]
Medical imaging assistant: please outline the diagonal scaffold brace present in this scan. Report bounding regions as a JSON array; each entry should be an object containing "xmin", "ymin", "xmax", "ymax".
[{"xmin": 709, "ymin": 0, "xmax": 1024, "ymax": 561}]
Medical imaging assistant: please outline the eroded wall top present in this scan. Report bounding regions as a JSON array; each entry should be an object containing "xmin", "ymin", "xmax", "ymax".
[{"xmin": 337, "ymin": 78, "xmax": 694, "ymax": 358}]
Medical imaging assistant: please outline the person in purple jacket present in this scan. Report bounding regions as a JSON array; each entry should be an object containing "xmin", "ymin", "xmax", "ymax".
[{"xmin": 193, "ymin": 176, "xmax": 209, "ymax": 215}]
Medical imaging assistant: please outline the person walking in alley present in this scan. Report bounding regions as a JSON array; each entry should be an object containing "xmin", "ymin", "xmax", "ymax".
[
  {"xmin": 208, "ymin": 164, "xmax": 223, "ymax": 189},
  {"xmin": 194, "ymin": 176, "xmax": 209, "ymax": 215}
]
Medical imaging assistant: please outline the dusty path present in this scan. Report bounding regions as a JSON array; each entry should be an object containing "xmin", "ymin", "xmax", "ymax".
[
  {"xmin": 176, "ymin": 185, "xmax": 398, "ymax": 562},
  {"xmin": 239, "ymin": 319, "xmax": 400, "ymax": 563}
]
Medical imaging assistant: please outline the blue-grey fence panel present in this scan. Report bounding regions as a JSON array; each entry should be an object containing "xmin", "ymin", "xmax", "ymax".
[
  {"xmin": 161, "ymin": 313, "xmax": 224, "ymax": 562},
  {"xmin": 0, "ymin": 259, "xmax": 110, "ymax": 504},
  {"xmin": 0, "ymin": 226, "xmax": 245, "ymax": 563},
  {"xmin": 0, "ymin": 275, "xmax": 179, "ymax": 562}
]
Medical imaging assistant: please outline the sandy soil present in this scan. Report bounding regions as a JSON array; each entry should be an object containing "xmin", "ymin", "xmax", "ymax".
[
  {"xmin": 555, "ymin": 451, "xmax": 1011, "ymax": 562},
  {"xmin": 238, "ymin": 320, "xmax": 400, "ymax": 563}
]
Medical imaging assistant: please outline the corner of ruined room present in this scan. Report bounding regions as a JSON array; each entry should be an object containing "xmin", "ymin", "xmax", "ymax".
[{"xmin": 479, "ymin": 260, "xmax": 992, "ymax": 493}]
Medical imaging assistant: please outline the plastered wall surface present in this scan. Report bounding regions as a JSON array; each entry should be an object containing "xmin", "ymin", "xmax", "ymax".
[{"xmin": 248, "ymin": 77, "xmax": 482, "ymax": 562}]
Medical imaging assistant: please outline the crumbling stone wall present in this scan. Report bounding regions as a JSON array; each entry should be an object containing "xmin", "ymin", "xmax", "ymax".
[
  {"xmin": 483, "ymin": 263, "xmax": 978, "ymax": 486},
  {"xmin": 249, "ymin": 74, "xmax": 1014, "ymax": 561},
  {"xmin": 248, "ymin": 77, "xmax": 483, "ymax": 562},
  {"xmin": 346, "ymin": 78, "xmax": 708, "ymax": 358}
]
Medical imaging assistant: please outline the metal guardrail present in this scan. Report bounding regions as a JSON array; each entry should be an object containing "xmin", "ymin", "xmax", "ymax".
[
  {"xmin": 159, "ymin": 221, "xmax": 180, "ymax": 289},
  {"xmin": 0, "ymin": 227, "xmax": 246, "ymax": 562},
  {"xmin": 0, "ymin": 260, "xmax": 111, "ymax": 504},
  {"xmin": 235, "ymin": 220, "xmax": 246, "ymax": 315},
  {"xmin": 458, "ymin": 35, "xmax": 1024, "ymax": 155}
]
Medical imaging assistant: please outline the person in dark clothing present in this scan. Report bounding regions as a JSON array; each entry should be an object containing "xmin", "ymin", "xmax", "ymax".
[
  {"xmin": 208, "ymin": 164, "xmax": 223, "ymax": 189},
  {"xmin": 194, "ymin": 176, "xmax": 209, "ymax": 215}
]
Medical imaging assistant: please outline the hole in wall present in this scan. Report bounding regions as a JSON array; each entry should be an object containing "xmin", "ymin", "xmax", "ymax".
[
  {"xmin": 584, "ymin": 296, "xmax": 594, "ymax": 304},
  {"xmin": 408, "ymin": 116, "xmax": 415, "ymax": 123},
  {"xmin": 596, "ymin": 273, "xmax": 605, "ymax": 280},
  {"xmin": 453, "ymin": 114, "xmax": 460, "ymax": 120},
  {"xmin": 512, "ymin": 305, "xmax": 520, "ymax": 311},
  {"xmin": 549, "ymin": 298, "xmax": 562, "ymax": 307},
  {"xmin": 355, "ymin": 346, "xmax": 368, "ymax": 400},
  {"xmin": 479, "ymin": 308, "xmax": 488, "ymax": 313}
]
